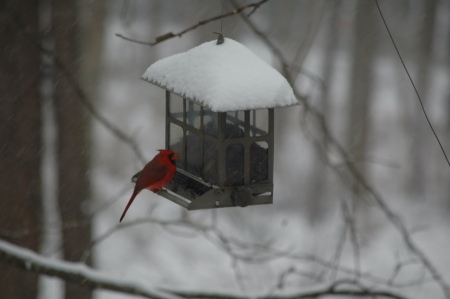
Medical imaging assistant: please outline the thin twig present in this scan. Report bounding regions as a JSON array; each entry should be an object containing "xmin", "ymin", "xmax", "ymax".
[
  {"xmin": 341, "ymin": 196, "xmax": 361, "ymax": 278},
  {"xmin": 168, "ymin": 279, "xmax": 410, "ymax": 299},
  {"xmin": 229, "ymin": 0, "xmax": 291, "ymax": 81},
  {"xmin": 325, "ymin": 205, "xmax": 348, "ymax": 281},
  {"xmin": 81, "ymin": 217, "xmax": 199, "ymax": 262},
  {"xmin": 49, "ymin": 50, "xmax": 146, "ymax": 164},
  {"xmin": 115, "ymin": 0, "xmax": 270, "ymax": 46},
  {"xmin": 230, "ymin": 0, "xmax": 324, "ymax": 92},
  {"xmin": 236, "ymin": 4, "xmax": 450, "ymax": 299},
  {"xmin": 0, "ymin": 239, "xmax": 412, "ymax": 299}
]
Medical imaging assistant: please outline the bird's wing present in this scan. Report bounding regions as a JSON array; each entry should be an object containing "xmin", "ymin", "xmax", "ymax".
[{"xmin": 135, "ymin": 159, "xmax": 170, "ymax": 190}]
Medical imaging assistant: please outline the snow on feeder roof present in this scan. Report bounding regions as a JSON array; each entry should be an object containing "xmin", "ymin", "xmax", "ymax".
[{"xmin": 141, "ymin": 38, "xmax": 297, "ymax": 112}]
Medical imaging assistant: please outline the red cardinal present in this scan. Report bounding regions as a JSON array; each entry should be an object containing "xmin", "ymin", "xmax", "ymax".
[{"xmin": 120, "ymin": 149, "xmax": 179, "ymax": 222}]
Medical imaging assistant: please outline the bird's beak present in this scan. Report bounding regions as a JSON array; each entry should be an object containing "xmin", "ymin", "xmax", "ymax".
[{"xmin": 172, "ymin": 153, "xmax": 180, "ymax": 160}]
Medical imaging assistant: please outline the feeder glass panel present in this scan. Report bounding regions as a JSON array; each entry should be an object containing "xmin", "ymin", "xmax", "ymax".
[
  {"xmin": 226, "ymin": 144, "xmax": 244, "ymax": 186},
  {"xmin": 204, "ymin": 110, "xmax": 218, "ymax": 137},
  {"xmin": 225, "ymin": 111, "xmax": 245, "ymax": 139},
  {"xmin": 250, "ymin": 109, "xmax": 268, "ymax": 136},
  {"xmin": 187, "ymin": 101, "xmax": 201, "ymax": 130},
  {"xmin": 250, "ymin": 141, "xmax": 269, "ymax": 184},
  {"xmin": 186, "ymin": 130, "xmax": 202, "ymax": 177},
  {"xmin": 203, "ymin": 139, "xmax": 219, "ymax": 185},
  {"xmin": 169, "ymin": 123, "xmax": 184, "ymax": 169},
  {"xmin": 169, "ymin": 94, "xmax": 184, "ymax": 121}
]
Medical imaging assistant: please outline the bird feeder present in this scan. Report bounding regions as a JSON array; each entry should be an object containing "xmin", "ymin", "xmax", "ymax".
[{"xmin": 141, "ymin": 38, "xmax": 297, "ymax": 210}]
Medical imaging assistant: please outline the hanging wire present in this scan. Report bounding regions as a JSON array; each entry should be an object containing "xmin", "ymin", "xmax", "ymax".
[
  {"xmin": 374, "ymin": 0, "xmax": 450, "ymax": 167},
  {"xmin": 215, "ymin": 0, "xmax": 225, "ymax": 44},
  {"xmin": 220, "ymin": 0, "xmax": 224, "ymax": 34}
]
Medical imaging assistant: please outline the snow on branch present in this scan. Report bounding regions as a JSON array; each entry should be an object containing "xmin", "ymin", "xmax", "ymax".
[
  {"xmin": 167, "ymin": 279, "xmax": 409, "ymax": 299},
  {"xmin": 0, "ymin": 240, "xmax": 181, "ymax": 299},
  {"xmin": 0, "ymin": 240, "xmax": 410, "ymax": 299}
]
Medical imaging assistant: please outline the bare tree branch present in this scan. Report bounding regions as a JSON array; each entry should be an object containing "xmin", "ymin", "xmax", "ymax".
[
  {"xmin": 0, "ymin": 241, "xmax": 182, "ymax": 299},
  {"xmin": 0, "ymin": 240, "xmax": 410, "ymax": 299},
  {"xmin": 340, "ymin": 196, "xmax": 361, "ymax": 277},
  {"xmin": 300, "ymin": 46, "xmax": 450, "ymax": 299},
  {"xmin": 233, "ymin": 4, "xmax": 450, "ymax": 299},
  {"xmin": 45, "ymin": 48, "xmax": 147, "ymax": 164},
  {"xmin": 5, "ymin": 2, "xmax": 447, "ymax": 299},
  {"xmin": 229, "ymin": 0, "xmax": 324, "ymax": 92},
  {"xmin": 115, "ymin": 0, "xmax": 270, "ymax": 46},
  {"xmin": 169, "ymin": 279, "xmax": 410, "ymax": 299},
  {"xmin": 79, "ymin": 214, "xmax": 432, "ymax": 292},
  {"xmin": 6, "ymin": 3, "xmax": 147, "ymax": 165}
]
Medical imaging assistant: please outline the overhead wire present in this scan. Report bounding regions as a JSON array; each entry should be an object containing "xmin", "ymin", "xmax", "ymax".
[{"xmin": 374, "ymin": 0, "xmax": 450, "ymax": 166}]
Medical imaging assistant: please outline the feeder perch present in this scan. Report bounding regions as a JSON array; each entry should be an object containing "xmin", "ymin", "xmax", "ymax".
[{"xmin": 141, "ymin": 38, "xmax": 297, "ymax": 210}]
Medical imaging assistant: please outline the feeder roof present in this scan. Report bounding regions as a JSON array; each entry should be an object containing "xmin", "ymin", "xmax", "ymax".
[{"xmin": 142, "ymin": 38, "xmax": 297, "ymax": 112}]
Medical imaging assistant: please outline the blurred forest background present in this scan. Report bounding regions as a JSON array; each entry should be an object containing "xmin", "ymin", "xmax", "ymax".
[{"xmin": 1, "ymin": 0, "xmax": 450, "ymax": 299}]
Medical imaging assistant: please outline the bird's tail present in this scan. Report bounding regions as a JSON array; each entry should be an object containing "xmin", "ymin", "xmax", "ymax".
[{"xmin": 120, "ymin": 190, "xmax": 139, "ymax": 222}]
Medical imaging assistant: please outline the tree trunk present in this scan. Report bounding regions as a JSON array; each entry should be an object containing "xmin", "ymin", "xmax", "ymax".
[
  {"xmin": 306, "ymin": 0, "xmax": 341, "ymax": 225},
  {"xmin": 346, "ymin": 0, "xmax": 378, "ymax": 194},
  {"xmin": 0, "ymin": 1, "xmax": 42, "ymax": 298},
  {"xmin": 409, "ymin": 0, "xmax": 437, "ymax": 196},
  {"xmin": 52, "ymin": 1, "xmax": 93, "ymax": 298}
]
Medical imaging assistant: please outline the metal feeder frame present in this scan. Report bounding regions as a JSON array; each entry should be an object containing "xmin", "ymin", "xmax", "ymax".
[{"xmin": 158, "ymin": 90, "xmax": 274, "ymax": 210}]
